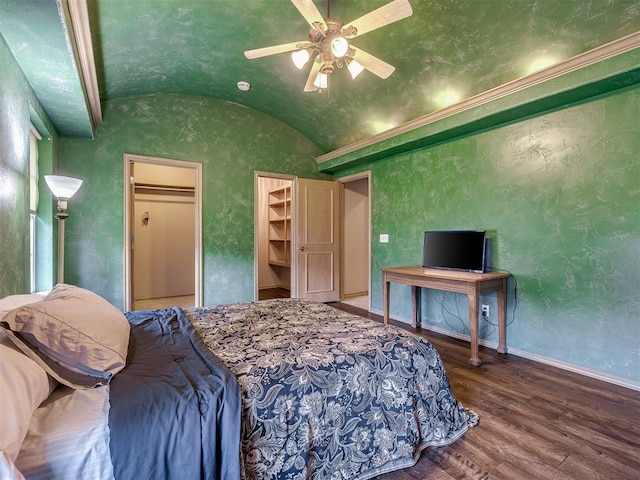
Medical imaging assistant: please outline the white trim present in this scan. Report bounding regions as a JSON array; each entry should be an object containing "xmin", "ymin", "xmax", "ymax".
[
  {"xmin": 123, "ymin": 154, "xmax": 202, "ymax": 312},
  {"xmin": 375, "ymin": 309, "xmax": 640, "ymax": 393},
  {"xmin": 29, "ymin": 123, "xmax": 42, "ymax": 141},
  {"xmin": 316, "ymin": 31, "xmax": 640, "ymax": 164},
  {"xmin": 65, "ymin": 0, "xmax": 103, "ymax": 127},
  {"xmin": 335, "ymin": 171, "xmax": 372, "ymax": 183}
]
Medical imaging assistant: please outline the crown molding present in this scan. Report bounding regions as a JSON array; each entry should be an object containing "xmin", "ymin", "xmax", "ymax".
[
  {"xmin": 65, "ymin": 0, "xmax": 102, "ymax": 128},
  {"xmin": 316, "ymin": 31, "xmax": 640, "ymax": 165}
]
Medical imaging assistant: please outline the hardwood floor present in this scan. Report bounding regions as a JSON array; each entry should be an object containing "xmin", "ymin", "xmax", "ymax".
[
  {"xmin": 258, "ymin": 287, "xmax": 290, "ymax": 300},
  {"xmin": 330, "ymin": 302, "xmax": 640, "ymax": 480}
]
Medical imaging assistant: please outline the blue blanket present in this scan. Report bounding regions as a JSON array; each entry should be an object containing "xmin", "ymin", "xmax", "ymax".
[{"xmin": 109, "ymin": 308, "xmax": 242, "ymax": 480}]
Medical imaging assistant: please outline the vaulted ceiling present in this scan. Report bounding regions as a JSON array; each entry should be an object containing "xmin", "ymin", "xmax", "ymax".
[{"xmin": 1, "ymin": 0, "xmax": 639, "ymax": 153}]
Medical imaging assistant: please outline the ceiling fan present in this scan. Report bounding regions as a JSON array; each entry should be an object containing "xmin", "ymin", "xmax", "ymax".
[{"xmin": 244, "ymin": 0, "xmax": 413, "ymax": 92}]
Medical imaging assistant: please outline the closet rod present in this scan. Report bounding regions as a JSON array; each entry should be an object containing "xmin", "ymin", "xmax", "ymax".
[{"xmin": 134, "ymin": 182, "xmax": 195, "ymax": 193}]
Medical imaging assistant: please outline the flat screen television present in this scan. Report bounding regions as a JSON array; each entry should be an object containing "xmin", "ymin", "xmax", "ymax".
[{"xmin": 422, "ymin": 230, "xmax": 487, "ymax": 273}]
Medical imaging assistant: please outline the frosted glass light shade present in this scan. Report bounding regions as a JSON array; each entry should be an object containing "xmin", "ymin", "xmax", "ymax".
[
  {"xmin": 348, "ymin": 60, "xmax": 365, "ymax": 79},
  {"xmin": 313, "ymin": 72, "xmax": 328, "ymax": 89},
  {"xmin": 331, "ymin": 37, "xmax": 349, "ymax": 58},
  {"xmin": 45, "ymin": 175, "xmax": 83, "ymax": 200},
  {"xmin": 291, "ymin": 49, "xmax": 310, "ymax": 69}
]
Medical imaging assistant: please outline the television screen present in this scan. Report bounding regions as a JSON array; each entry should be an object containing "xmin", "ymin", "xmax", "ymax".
[{"xmin": 422, "ymin": 230, "xmax": 486, "ymax": 273}]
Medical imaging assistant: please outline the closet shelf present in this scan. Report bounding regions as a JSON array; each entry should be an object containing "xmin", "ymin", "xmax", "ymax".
[{"xmin": 267, "ymin": 185, "xmax": 292, "ymax": 267}]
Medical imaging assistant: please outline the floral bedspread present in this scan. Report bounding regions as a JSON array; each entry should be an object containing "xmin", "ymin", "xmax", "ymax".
[{"xmin": 185, "ymin": 299, "xmax": 477, "ymax": 480}]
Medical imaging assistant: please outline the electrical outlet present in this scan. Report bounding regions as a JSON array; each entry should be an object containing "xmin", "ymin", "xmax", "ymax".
[
  {"xmin": 379, "ymin": 234, "xmax": 389, "ymax": 243},
  {"xmin": 481, "ymin": 304, "xmax": 490, "ymax": 317}
]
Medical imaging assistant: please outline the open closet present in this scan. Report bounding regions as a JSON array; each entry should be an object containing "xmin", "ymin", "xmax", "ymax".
[
  {"xmin": 256, "ymin": 173, "xmax": 341, "ymax": 303},
  {"xmin": 257, "ymin": 176, "xmax": 294, "ymax": 299},
  {"xmin": 130, "ymin": 162, "xmax": 197, "ymax": 310}
]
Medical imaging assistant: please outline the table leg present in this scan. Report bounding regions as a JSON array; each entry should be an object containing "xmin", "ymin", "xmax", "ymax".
[
  {"xmin": 383, "ymin": 275, "xmax": 390, "ymax": 324},
  {"xmin": 468, "ymin": 288, "xmax": 481, "ymax": 366},
  {"xmin": 497, "ymin": 278, "xmax": 508, "ymax": 354},
  {"xmin": 411, "ymin": 286, "xmax": 419, "ymax": 329}
]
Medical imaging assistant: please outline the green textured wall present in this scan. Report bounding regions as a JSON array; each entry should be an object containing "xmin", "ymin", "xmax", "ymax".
[
  {"xmin": 351, "ymin": 87, "xmax": 639, "ymax": 383},
  {"xmin": 0, "ymin": 37, "xmax": 29, "ymax": 295},
  {"xmin": 2, "ymin": 22, "xmax": 638, "ymax": 387},
  {"xmin": 58, "ymin": 93, "xmax": 326, "ymax": 309},
  {"xmin": 0, "ymin": 33, "xmax": 57, "ymax": 297}
]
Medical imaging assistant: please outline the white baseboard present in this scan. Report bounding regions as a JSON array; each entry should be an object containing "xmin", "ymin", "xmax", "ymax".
[{"xmin": 371, "ymin": 309, "xmax": 640, "ymax": 392}]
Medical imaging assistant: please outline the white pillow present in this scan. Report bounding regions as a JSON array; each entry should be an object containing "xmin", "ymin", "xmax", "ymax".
[
  {"xmin": 0, "ymin": 293, "xmax": 45, "ymax": 320},
  {"xmin": 0, "ymin": 450, "xmax": 26, "ymax": 480},
  {"xmin": 0, "ymin": 331, "xmax": 55, "ymax": 463},
  {"xmin": 1, "ymin": 284, "xmax": 130, "ymax": 389}
]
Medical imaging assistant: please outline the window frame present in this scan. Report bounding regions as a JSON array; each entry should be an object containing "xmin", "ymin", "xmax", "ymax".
[{"xmin": 29, "ymin": 126, "xmax": 41, "ymax": 293}]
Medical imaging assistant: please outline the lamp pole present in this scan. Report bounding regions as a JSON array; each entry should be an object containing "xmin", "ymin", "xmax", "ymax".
[
  {"xmin": 54, "ymin": 204, "xmax": 69, "ymax": 284},
  {"xmin": 45, "ymin": 175, "xmax": 83, "ymax": 286}
]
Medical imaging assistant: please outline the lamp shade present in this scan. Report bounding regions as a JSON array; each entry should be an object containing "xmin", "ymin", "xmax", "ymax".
[
  {"xmin": 330, "ymin": 37, "xmax": 349, "ymax": 58},
  {"xmin": 291, "ymin": 49, "xmax": 310, "ymax": 69},
  {"xmin": 45, "ymin": 175, "xmax": 83, "ymax": 200},
  {"xmin": 313, "ymin": 72, "xmax": 328, "ymax": 89},
  {"xmin": 347, "ymin": 60, "xmax": 365, "ymax": 79}
]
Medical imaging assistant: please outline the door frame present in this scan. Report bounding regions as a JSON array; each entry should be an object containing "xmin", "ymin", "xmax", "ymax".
[
  {"xmin": 337, "ymin": 171, "xmax": 372, "ymax": 310},
  {"xmin": 124, "ymin": 154, "xmax": 203, "ymax": 311},
  {"xmin": 254, "ymin": 171, "xmax": 297, "ymax": 300}
]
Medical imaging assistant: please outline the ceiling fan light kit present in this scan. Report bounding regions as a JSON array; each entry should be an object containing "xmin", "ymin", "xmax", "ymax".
[
  {"xmin": 347, "ymin": 59, "xmax": 365, "ymax": 79},
  {"xmin": 313, "ymin": 72, "xmax": 328, "ymax": 89},
  {"xmin": 244, "ymin": 0, "xmax": 413, "ymax": 93},
  {"xmin": 331, "ymin": 36, "xmax": 349, "ymax": 58},
  {"xmin": 291, "ymin": 49, "xmax": 311, "ymax": 69}
]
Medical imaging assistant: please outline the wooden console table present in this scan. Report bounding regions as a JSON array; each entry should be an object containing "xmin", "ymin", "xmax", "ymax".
[{"xmin": 381, "ymin": 266, "xmax": 511, "ymax": 366}]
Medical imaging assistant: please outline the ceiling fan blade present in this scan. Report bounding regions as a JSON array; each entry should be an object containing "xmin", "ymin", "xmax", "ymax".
[
  {"xmin": 344, "ymin": 0, "xmax": 413, "ymax": 38},
  {"xmin": 244, "ymin": 41, "xmax": 305, "ymax": 60},
  {"xmin": 291, "ymin": 0, "xmax": 327, "ymax": 30},
  {"xmin": 351, "ymin": 47, "xmax": 395, "ymax": 79},
  {"xmin": 304, "ymin": 58, "xmax": 322, "ymax": 92}
]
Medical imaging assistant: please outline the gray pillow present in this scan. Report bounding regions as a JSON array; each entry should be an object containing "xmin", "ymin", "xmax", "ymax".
[{"xmin": 1, "ymin": 284, "xmax": 130, "ymax": 389}]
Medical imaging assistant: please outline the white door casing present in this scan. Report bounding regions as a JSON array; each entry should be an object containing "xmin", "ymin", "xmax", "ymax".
[{"xmin": 123, "ymin": 154, "xmax": 202, "ymax": 312}]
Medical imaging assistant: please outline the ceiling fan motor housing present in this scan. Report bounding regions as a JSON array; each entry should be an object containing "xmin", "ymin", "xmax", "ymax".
[{"xmin": 308, "ymin": 22, "xmax": 325, "ymax": 43}]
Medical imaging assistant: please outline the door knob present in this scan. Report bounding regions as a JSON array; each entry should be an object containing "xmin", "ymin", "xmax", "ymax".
[{"xmin": 300, "ymin": 246, "xmax": 305, "ymax": 251}]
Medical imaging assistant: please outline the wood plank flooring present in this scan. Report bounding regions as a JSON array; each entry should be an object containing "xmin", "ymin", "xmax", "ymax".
[
  {"xmin": 330, "ymin": 302, "xmax": 640, "ymax": 480},
  {"xmin": 258, "ymin": 287, "xmax": 290, "ymax": 300}
]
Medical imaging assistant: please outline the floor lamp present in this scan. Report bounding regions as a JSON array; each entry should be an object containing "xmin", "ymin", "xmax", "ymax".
[{"xmin": 44, "ymin": 175, "xmax": 83, "ymax": 284}]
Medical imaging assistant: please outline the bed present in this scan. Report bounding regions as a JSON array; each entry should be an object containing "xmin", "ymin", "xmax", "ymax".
[{"xmin": 1, "ymin": 285, "xmax": 478, "ymax": 480}]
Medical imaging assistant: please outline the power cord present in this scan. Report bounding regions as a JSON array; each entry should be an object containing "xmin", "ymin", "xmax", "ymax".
[
  {"xmin": 425, "ymin": 268, "xmax": 517, "ymax": 334},
  {"xmin": 438, "ymin": 290, "xmax": 468, "ymax": 334},
  {"xmin": 483, "ymin": 267, "xmax": 518, "ymax": 327}
]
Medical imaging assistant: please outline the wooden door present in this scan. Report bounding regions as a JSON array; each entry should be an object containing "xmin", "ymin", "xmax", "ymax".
[{"xmin": 294, "ymin": 178, "xmax": 341, "ymax": 302}]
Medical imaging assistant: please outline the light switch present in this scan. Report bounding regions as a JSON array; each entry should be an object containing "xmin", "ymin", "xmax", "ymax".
[{"xmin": 380, "ymin": 234, "xmax": 389, "ymax": 243}]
